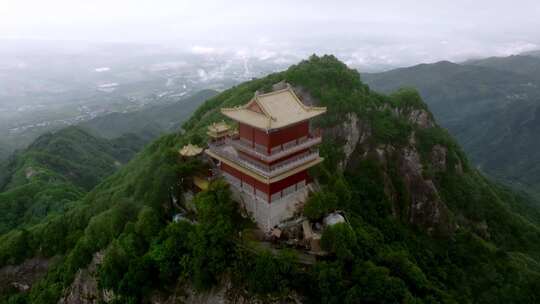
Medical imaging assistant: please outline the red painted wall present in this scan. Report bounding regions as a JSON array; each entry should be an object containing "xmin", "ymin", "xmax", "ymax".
[
  {"xmin": 220, "ymin": 163, "xmax": 309, "ymax": 196},
  {"xmin": 239, "ymin": 121, "xmax": 310, "ymax": 152},
  {"xmin": 269, "ymin": 121, "xmax": 309, "ymax": 148},
  {"xmin": 238, "ymin": 123, "xmax": 253, "ymax": 143},
  {"xmin": 269, "ymin": 170, "xmax": 309, "ymax": 194},
  {"xmin": 239, "ymin": 123, "xmax": 270, "ymax": 148},
  {"xmin": 220, "ymin": 162, "xmax": 270, "ymax": 194}
]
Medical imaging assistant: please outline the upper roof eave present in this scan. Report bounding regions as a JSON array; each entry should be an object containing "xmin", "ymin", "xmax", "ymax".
[{"xmin": 220, "ymin": 86, "xmax": 327, "ymax": 131}]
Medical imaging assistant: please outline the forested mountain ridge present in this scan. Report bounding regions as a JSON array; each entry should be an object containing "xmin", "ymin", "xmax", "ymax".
[
  {"xmin": 1, "ymin": 55, "xmax": 540, "ymax": 303},
  {"xmin": 522, "ymin": 49, "xmax": 540, "ymax": 57},
  {"xmin": 465, "ymin": 54, "xmax": 540, "ymax": 80},
  {"xmin": 363, "ymin": 55, "xmax": 540, "ymax": 197},
  {"xmin": 0, "ymin": 126, "xmax": 146, "ymax": 235},
  {"xmin": 0, "ymin": 90, "xmax": 216, "ymax": 238}
]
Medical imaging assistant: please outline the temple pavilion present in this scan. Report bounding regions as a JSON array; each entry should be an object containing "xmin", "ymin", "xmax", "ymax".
[
  {"xmin": 178, "ymin": 143, "xmax": 209, "ymax": 191},
  {"xmin": 207, "ymin": 121, "xmax": 233, "ymax": 145},
  {"xmin": 205, "ymin": 84, "xmax": 326, "ymax": 230}
]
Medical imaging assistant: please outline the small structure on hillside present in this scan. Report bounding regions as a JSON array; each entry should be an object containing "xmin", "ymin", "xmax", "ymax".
[
  {"xmin": 205, "ymin": 84, "xmax": 326, "ymax": 230},
  {"xmin": 178, "ymin": 143, "xmax": 211, "ymax": 191},
  {"xmin": 323, "ymin": 212, "xmax": 346, "ymax": 227},
  {"xmin": 302, "ymin": 220, "xmax": 322, "ymax": 252},
  {"xmin": 207, "ymin": 121, "xmax": 233, "ymax": 145},
  {"xmin": 179, "ymin": 143, "xmax": 203, "ymax": 158}
]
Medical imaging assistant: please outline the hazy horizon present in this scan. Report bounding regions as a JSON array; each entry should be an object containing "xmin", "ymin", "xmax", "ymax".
[
  {"xmin": 2, "ymin": 0, "xmax": 540, "ymax": 69},
  {"xmin": 2, "ymin": 0, "xmax": 540, "ymax": 153}
]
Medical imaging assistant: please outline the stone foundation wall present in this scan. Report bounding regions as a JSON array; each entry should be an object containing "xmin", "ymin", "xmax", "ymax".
[{"xmin": 230, "ymin": 185, "xmax": 308, "ymax": 231}]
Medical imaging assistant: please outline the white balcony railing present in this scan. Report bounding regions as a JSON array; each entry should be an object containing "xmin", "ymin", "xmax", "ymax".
[
  {"xmin": 210, "ymin": 145, "xmax": 320, "ymax": 179},
  {"xmin": 229, "ymin": 134, "xmax": 322, "ymax": 162}
]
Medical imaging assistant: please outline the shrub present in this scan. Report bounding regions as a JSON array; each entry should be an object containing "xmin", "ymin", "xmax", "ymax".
[
  {"xmin": 321, "ymin": 223, "xmax": 357, "ymax": 261},
  {"xmin": 390, "ymin": 88, "xmax": 428, "ymax": 111},
  {"xmin": 349, "ymin": 261, "xmax": 410, "ymax": 304},
  {"xmin": 135, "ymin": 206, "xmax": 162, "ymax": 243},
  {"xmin": 303, "ymin": 190, "xmax": 339, "ymax": 220}
]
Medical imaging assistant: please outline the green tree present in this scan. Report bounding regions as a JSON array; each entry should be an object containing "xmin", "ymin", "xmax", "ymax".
[
  {"xmin": 150, "ymin": 221, "xmax": 194, "ymax": 284},
  {"xmin": 189, "ymin": 180, "xmax": 238, "ymax": 290},
  {"xmin": 321, "ymin": 223, "xmax": 357, "ymax": 261},
  {"xmin": 303, "ymin": 190, "xmax": 339, "ymax": 220},
  {"xmin": 135, "ymin": 206, "xmax": 162, "ymax": 243},
  {"xmin": 349, "ymin": 261, "xmax": 410, "ymax": 304},
  {"xmin": 98, "ymin": 240, "xmax": 129, "ymax": 291}
]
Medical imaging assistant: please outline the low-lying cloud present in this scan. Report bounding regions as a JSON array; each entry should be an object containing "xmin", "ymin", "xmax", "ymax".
[{"xmin": 2, "ymin": 0, "xmax": 540, "ymax": 70}]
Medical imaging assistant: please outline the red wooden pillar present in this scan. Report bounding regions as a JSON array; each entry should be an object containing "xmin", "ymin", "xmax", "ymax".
[
  {"xmin": 251, "ymin": 128, "xmax": 255, "ymax": 148},
  {"xmin": 266, "ymin": 131, "xmax": 271, "ymax": 155}
]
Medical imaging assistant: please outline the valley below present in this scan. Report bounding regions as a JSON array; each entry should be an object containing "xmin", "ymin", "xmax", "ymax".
[{"xmin": 0, "ymin": 42, "xmax": 291, "ymax": 158}]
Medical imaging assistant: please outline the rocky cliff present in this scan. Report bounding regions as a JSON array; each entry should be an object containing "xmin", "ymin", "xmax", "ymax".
[{"xmin": 298, "ymin": 87, "xmax": 456, "ymax": 235}]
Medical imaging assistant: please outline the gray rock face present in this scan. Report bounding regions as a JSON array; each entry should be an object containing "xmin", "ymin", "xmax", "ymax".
[
  {"xmin": 408, "ymin": 109, "xmax": 435, "ymax": 129},
  {"xmin": 0, "ymin": 257, "xmax": 51, "ymax": 294},
  {"xmin": 322, "ymin": 100, "xmax": 456, "ymax": 234},
  {"xmin": 341, "ymin": 113, "xmax": 361, "ymax": 163},
  {"xmin": 398, "ymin": 147, "xmax": 452, "ymax": 234},
  {"xmin": 150, "ymin": 276, "xmax": 304, "ymax": 304},
  {"xmin": 58, "ymin": 252, "xmax": 112, "ymax": 304},
  {"xmin": 431, "ymin": 144, "xmax": 448, "ymax": 172}
]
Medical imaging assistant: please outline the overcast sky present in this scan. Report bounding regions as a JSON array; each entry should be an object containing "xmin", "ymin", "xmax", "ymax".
[{"xmin": 2, "ymin": 0, "xmax": 540, "ymax": 68}]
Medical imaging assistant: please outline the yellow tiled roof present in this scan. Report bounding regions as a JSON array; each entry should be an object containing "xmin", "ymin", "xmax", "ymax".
[
  {"xmin": 179, "ymin": 143, "xmax": 203, "ymax": 157},
  {"xmin": 208, "ymin": 121, "xmax": 230, "ymax": 133},
  {"xmin": 207, "ymin": 121, "xmax": 232, "ymax": 138},
  {"xmin": 221, "ymin": 86, "xmax": 326, "ymax": 131}
]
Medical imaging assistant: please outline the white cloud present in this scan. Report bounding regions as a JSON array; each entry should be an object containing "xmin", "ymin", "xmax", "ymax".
[
  {"xmin": 496, "ymin": 42, "xmax": 539, "ymax": 56},
  {"xmin": 2, "ymin": 1, "xmax": 540, "ymax": 68},
  {"xmin": 190, "ymin": 46, "xmax": 219, "ymax": 55}
]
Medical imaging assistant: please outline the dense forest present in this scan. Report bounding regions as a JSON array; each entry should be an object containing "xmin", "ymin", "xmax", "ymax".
[
  {"xmin": 0, "ymin": 127, "xmax": 146, "ymax": 236},
  {"xmin": 1, "ymin": 55, "xmax": 540, "ymax": 303}
]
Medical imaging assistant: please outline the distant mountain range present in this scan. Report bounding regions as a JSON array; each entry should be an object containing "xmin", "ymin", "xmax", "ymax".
[
  {"xmin": 79, "ymin": 89, "xmax": 218, "ymax": 140},
  {"xmin": 465, "ymin": 54, "xmax": 540, "ymax": 79},
  {"xmin": 0, "ymin": 89, "xmax": 217, "ymax": 163},
  {"xmin": 363, "ymin": 53, "xmax": 540, "ymax": 196},
  {"xmin": 522, "ymin": 50, "xmax": 540, "ymax": 57}
]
